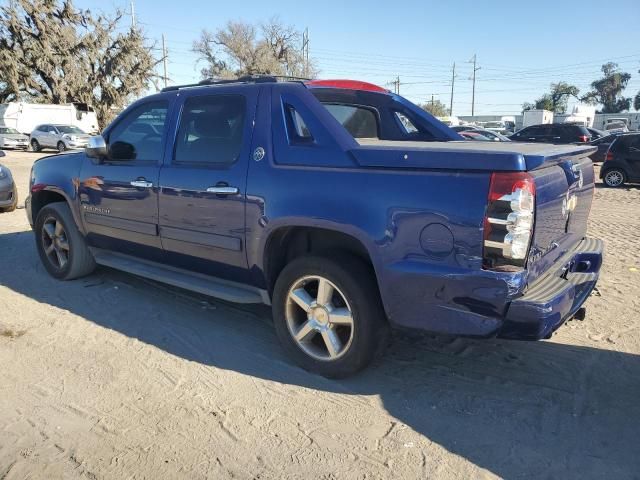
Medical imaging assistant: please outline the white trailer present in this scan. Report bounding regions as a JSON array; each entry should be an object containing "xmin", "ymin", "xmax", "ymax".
[
  {"xmin": 0, "ymin": 102, "xmax": 99, "ymax": 135},
  {"xmin": 562, "ymin": 105, "xmax": 596, "ymax": 128},
  {"xmin": 522, "ymin": 109, "xmax": 554, "ymax": 128}
]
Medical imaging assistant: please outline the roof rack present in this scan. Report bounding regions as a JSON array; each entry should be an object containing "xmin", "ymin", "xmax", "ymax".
[{"xmin": 161, "ymin": 74, "xmax": 311, "ymax": 92}]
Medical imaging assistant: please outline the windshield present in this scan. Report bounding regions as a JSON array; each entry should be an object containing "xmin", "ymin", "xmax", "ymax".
[
  {"xmin": 56, "ymin": 125, "xmax": 85, "ymax": 134},
  {"xmin": 0, "ymin": 127, "xmax": 20, "ymax": 134}
]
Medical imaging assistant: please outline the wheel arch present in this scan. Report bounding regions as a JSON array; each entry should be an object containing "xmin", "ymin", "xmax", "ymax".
[
  {"xmin": 31, "ymin": 187, "xmax": 83, "ymax": 233},
  {"xmin": 262, "ymin": 225, "xmax": 379, "ymax": 296}
]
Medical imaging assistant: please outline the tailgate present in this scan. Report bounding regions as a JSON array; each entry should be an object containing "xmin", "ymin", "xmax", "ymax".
[{"xmin": 526, "ymin": 153, "xmax": 596, "ymax": 284}]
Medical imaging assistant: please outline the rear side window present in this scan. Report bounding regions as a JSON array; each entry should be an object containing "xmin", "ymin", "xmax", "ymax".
[
  {"xmin": 174, "ymin": 95, "xmax": 246, "ymax": 166},
  {"xmin": 394, "ymin": 112, "xmax": 418, "ymax": 134},
  {"xmin": 322, "ymin": 104, "xmax": 379, "ymax": 139}
]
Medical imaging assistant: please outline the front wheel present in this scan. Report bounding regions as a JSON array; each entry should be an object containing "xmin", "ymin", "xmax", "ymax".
[
  {"xmin": 603, "ymin": 168, "xmax": 626, "ymax": 188},
  {"xmin": 272, "ymin": 254, "xmax": 389, "ymax": 378},
  {"xmin": 35, "ymin": 202, "xmax": 96, "ymax": 280}
]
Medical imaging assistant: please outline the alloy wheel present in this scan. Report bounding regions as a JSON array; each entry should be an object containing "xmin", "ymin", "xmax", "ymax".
[
  {"xmin": 41, "ymin": 216, "xmax": 70, "ymax": 270},
  {"xmin": 285, "ymin": 275, "xmax": 355, "ymax": 361},
  {"xmin": 604, "ymin": 170, "xmax": 623, "ymax": 187}
]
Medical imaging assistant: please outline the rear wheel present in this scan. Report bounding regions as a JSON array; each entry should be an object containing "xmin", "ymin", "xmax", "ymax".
[
  {"xmin": 35, "ymin": 202, "xmax": 96, "ymax": 280},
  {"xmin": 272, "ymin": 254, "xmax": 389, "ymax": 378},
  {"xmin": 30, "ymin": 138, "xmax": 40, "ymax": 152},
  {"xmin": 603, "ymin": 168, "xmax": 626, "ymax": 187},
  {"xmin": 57, "ymin": 141, "xmax": 66, "ymax": 153}
]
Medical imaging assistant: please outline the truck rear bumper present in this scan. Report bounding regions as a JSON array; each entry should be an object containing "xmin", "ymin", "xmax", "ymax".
[{"xmin": 498, "ymin": 237, "xmax": 604, "ymax": 340}]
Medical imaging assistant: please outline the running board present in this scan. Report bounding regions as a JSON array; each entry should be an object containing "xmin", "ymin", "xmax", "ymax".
[{"xmin": 90, "ymin": 249, "xmax": 270, "ymax": 305}]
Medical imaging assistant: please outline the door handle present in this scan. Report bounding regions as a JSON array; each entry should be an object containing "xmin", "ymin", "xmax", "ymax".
[
  {"xmin": 206, "ymin": 186, "xmax": 239, "ymax": 195},
  {"xmin": 130, "ymin": 179, "xmax": 153, "ymax": 188}
]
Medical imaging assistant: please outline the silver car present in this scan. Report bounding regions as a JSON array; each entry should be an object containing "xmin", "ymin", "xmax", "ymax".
[
  {"xmin": 30, "ymin": 124, "xmax": 91, "ymax": 153},
  {"xmin": 0, "ymin": 126, "xmax": 29, "ymax": 150},
  {"xmin": 0, "ymin": 157, "xmax": 18, "ymax": 213}
]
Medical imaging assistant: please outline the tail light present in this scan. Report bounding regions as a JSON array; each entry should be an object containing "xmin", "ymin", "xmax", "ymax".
[
  {"xmin": 605, "ymin": 151, "xmax": 613, "ymax": 161},
  {"xmin": 578, "ymin": 135, "xmax": 589, "ymax": 143},
  {"xmin": 483, "ymin": 172, "xmax": 535, "ymax": 270}
]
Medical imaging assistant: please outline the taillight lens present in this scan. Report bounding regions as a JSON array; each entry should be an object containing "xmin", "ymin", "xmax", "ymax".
[
  {"xmin": 578, "ymin": 135, "xmax": 589, "ymax": 142},
  {"xmin": 483, "ymin": 172, "xmax": 535, "ymax": 269},
  {"xmin": 605, "ymin": 151, "xmax": 613, "ymax": 161}
]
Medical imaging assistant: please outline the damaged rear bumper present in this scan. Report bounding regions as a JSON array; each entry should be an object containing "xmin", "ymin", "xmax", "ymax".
[{"xmin": 499, "ymin": 237, "xmax": 604, "ymax": 340}]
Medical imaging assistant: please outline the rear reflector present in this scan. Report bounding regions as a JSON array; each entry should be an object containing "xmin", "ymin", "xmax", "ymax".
[{"xmin": 305, "ymin": 79, "xmax": 389, "ymax": 93}]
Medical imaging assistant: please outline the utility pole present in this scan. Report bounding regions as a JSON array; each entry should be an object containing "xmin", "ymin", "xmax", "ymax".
[
  {"xmin": 395, "ymin": 76, "xmax": 400, "ymax": 95},
  {"xmin": 449, "ymin": 62, "xmax": 456, "ymax": 116},
  {"xmin": 469, "ymin": 54, "xmax": 481, "ymax": 116},
  {"xmin": 130, "ymin": 0, "xmax": 136, "ymax": 29},
  {"xmin": 302, "ymin": 28, "xmax": 310, "ymax": 78},
  {"xmin": 161, "ymin": 34, "xmax": 168, "ymax": 88}
]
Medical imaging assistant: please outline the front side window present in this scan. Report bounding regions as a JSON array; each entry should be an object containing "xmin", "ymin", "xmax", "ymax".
[
  {"xmin": 322, "ymin": 104, "xmax": 379, "ymax": 139},
  {"xmin": 174, "ymin": 95, "xmax": 246, "ymax": 166},
  {"xmin": 57, "ymin": 125, "xmax": 85, "ymax": 134},
  {"xmin": 107, "ymin": 101, "xmax": 168, "ymax": 161}
]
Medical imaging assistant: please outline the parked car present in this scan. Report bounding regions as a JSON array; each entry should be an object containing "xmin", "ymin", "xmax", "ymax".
[
  {"xmin": 600, "ymin": 133, "xmax": 640, "ymax": 187},
  {"xmin": 0, "ymin": 156, "xmax": 18, "ymax": 213},
  {"xmin": 588, "ymin": 133, "xmax": 618, "ymax": 163},
  {"xmin": 452, "ymin": 125, "xmax": 511, "ymax": 141},
  {"xmin": 459, "ymin": 130, "xmax": 492, "ymax": 141},
  {"xmin": 586, "ymin": 128, "xmax": 607, "ymax": 140},
  {"xmin": 510, "ymin": 123, "xmax": 592, "ymax": 144},
  {"xmin": 26, "ymin": 76, "xmax": 603, "ymax": 378},
  {"xmin": 30, "ymin": 124, "xmax": 91, "ymax": 153},
  {"xmin": 603, "ymin": 121, "xmax": 629, "ymax": 134},
  {"xmin": 0, "ymin": 126, "xmax": 29, "ymax": 150}
]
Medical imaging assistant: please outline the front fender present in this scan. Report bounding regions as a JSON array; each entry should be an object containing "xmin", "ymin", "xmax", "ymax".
[{"xmin": 28, "ymin": 152, "xmax": 85, "ymax": 232}]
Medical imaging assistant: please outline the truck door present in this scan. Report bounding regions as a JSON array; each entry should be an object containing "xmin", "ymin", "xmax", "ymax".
[
  {"xmin": 158, "ymin": 87, "xmax": 257, "ymax": 283},
  {"xmin": 78, "ymin": 99, "xmax": 172, "ymax": 259}
]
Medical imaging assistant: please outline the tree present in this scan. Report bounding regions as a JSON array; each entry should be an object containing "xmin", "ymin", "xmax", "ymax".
[
  {"xmin": 523, "ymin": 82, "xmax": 579, "ymax": 113},
  {"xmin": 420, "ymin": 99, "xmax": 449, "ymax": 117},
  {"xmin": 192, "ymin": 18, "xmax": 317, "ymax": 80},
  {"xmin": 581, "ymin": 62, "xmax": 631, "ymax": 113},
  {"xmin": 0, "ymin": 0, "xmax": 160, "ymax": 127}
]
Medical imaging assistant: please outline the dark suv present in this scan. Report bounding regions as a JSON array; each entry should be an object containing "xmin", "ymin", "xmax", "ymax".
[
  {"xmin": 600, "ymin": 133, "xmax": 640, "ymax": 187},
  {"xmin": 510, "ymin": 124, "xmax": 591, "ymax": 144}
]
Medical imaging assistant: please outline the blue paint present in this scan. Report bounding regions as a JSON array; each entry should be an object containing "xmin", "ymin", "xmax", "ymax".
[{"xmin": 26, "ymin": 80, "xmax": 604, "ymax": 341}]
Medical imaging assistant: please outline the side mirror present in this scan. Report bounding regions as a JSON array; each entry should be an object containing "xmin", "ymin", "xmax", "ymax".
[{"xmin": 86, "ymin": 135, "xmax": 108, "ymax": 159}]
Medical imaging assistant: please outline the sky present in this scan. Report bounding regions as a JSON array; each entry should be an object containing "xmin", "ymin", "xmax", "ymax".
[{"xmin": 81, "ymin": 0, "xmax": 640, "ymax": 116}]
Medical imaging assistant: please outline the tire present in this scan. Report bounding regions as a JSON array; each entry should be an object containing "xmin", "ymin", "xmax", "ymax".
[
  {"xmin": 272, "ymin": 254, "xmax": 389, "ymax": 378},
  {"xmin": 34, "ymin": 202, "xmax": 96, "ymax": 280},
  {"xmin": 603, "ymin": 168, "xmax": 626, "ymax": 188},
  {"xmin": 57, "ymin": 141, "xmax": 66, "ymax": 153},
  {"xmin": 30, "ymin": 138, "xmax": 41, "ymax": 152}
]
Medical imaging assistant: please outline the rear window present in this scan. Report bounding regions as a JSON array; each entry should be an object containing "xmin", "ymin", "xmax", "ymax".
[{"xmin": 322, "ymin": 104, "xmax": 379, "ymax": 138}]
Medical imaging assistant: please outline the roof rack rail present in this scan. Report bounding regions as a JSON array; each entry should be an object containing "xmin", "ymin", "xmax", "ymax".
[{"xmin": 161, "ymin": 74, "xmax": 311, "ymax": 92}]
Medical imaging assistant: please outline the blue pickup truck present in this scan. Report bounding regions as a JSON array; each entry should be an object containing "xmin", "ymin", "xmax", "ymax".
[{"xmin": 26, "ymin": 76, "xmax": 603, "ymax": 377}]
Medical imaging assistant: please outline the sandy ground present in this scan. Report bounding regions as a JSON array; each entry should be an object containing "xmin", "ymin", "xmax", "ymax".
[{"xmin": 0, "ymin": 149, "xmax": 639, "ymax": 480}]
